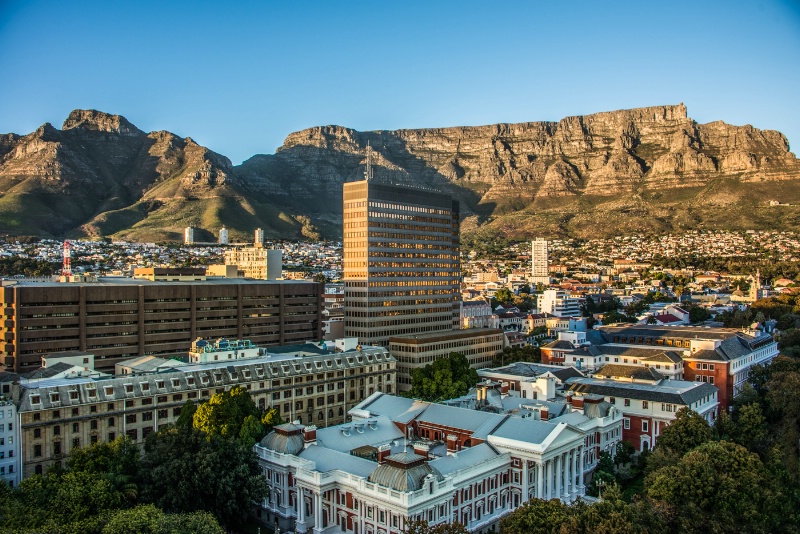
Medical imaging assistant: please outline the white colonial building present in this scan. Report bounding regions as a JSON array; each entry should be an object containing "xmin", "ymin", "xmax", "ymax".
[{"xmin": 255, "ymin": 389, "xmax": 623, "ymax": 533}]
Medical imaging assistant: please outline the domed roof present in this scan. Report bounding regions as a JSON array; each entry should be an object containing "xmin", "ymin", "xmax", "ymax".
[
  {"xmin": 260, "ymin": 423, "xmax": 305, "ymax": 455},
  {"xmin": 367, "ymin": 451, "xmax": 442, "ymax": 492}
]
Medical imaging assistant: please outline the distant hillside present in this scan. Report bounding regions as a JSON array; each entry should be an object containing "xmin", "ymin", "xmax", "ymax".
[{"xmin": 1, "ymin": 105, "xmax": 799, "ymax": 242}]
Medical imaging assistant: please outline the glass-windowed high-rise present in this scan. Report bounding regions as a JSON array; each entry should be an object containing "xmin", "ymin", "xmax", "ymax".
[{"xmin": 343, "ymin": 180, "xmax": 460, "ymax": 346}]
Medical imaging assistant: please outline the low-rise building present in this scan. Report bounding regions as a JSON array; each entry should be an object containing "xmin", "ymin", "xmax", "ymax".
[
  {"xmin": 389, "ymin": 329, "xmax": 504, "ymax": 392},
  {"xmin": 568, "ymin": 377, "xmax": 719, "ymax": 451},
  {"xmin": 10, "ymin": 343, "xmax": 394, "ymax": 478}
]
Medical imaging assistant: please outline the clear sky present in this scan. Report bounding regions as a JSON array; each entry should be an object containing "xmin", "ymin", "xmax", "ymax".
[{"xmin": 1, "ymin": 0, "xmax": 799, "ymax": 164}]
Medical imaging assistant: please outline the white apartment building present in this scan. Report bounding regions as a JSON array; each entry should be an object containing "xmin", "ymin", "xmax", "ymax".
[
  {"xmin": 531, "ymin": 239, "xmax": 549, "ymax": 285},
  {"xmin": 537, "ymin": 290, "xmax": 582, "ymax": 318},
  {"xmin": 0, "ymin": 398, "xmax": 21, "ymax": 487}
]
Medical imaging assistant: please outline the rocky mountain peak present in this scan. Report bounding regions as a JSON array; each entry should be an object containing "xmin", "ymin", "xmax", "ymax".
[{"xmin": 62, "ymin": 109, "xmax": 143, "ymax": 136}]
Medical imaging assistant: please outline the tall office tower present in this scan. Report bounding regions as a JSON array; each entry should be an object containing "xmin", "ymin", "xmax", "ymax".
[
  {"xmin": 254, "ymin": 228, "xmax": 265, "ymax": 247},
  {"xmin": 218, "ymin": 226, "xmax": 229, "ymax": 245},
  {"xmin": 184, "ymin": 226, "xmax": 195, "ymax": 244},
  {"xmin": 531, "ymin": 238, "xmax": 550, "ymax": 285},
  {"xmin": 343, "ymin": 180, "xmax": 461, "ymax": 346}
]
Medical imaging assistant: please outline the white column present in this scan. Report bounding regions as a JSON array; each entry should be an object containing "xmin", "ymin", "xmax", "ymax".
[
  {"xmin": 296, "ymin": 487, "xmax": 307, "ymax": 533},
  {"xmin": 555, "ymin": 455, "xmax": 561, "ymax": 500},
  {"xmin": 536, "ymin": 462, "xmax": 544, "ymax": 499},
  {"xmin": 546, "ymin": 459, "xmax": 553, "ymax": 499},
  {"xmin": 521, "ymin": 460, "xmax": 529, "ymax": 502},
  {"xmin": 578, "ymin": 446, "xmax": 585, "ymax": 491},
  {"xmin": 562, "ymin": 452, "xmax": 571, "ymax": 500},
  {"xmin": 314, "ymin": 491, "xmax": 323, "ymax": 533},
  {"xmin": 572, "ymin": 448, "xmax": 580, "ymax": 497}
]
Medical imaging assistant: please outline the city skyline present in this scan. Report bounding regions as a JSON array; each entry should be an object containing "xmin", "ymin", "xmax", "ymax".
[{"xmin": 1, "ymin": 1, "xmax": 798, "ymax": 165}]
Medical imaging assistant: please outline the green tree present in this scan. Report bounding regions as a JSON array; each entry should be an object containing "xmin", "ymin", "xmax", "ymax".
[
  {"xmin": 653, "ymin": 407, "xmax": 712, "ymax": 457},
  {"xmin": 137, "ymin": 425, "xmax": 268, "ymax": 529},
  {"xmin": 499, "ymin": 498, "xmax": 570, "ymax": 534},
  {"xmin": 494, "ymin": 288, "xmax": 515, "ymax": 307},
  {"xmin": 645, "ymin": 441, "xmax": 776, "ymax": 533},
  {"xmin": 261, "ymin": 406, "xmax": 285, "ymax": 432},
  {"xmin": 193, "ymin": 385, "xmax": 262, "ymax": 441},
  {"xmin": 406, "ymin": 352, "xmax": 479, "ymax": 402},
  {"xmin": 688, "ymin": 306, "xmax": 711, "ymax": 324},
  {"xmin": 404, "ymin": 518, "xmax": 469, "ymax": 534},
  {"xmin": 101, "ymin": 504, "xmax": 226, "ymax": 534}
]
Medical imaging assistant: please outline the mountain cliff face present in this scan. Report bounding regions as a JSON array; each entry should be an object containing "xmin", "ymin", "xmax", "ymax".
[
  {"xmin": 1, "ymin": 105, "xmax": 798, "ymax": 242},
  {"xmin": 241, "ymin": 104, "xmax": 800, "ymax": 239}
]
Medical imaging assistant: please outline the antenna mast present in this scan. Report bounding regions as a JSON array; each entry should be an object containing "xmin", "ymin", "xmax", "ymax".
[
  {"xmin": 62, "ymin": 240, "xmax": 72, "ymax": 277},
  {"xmin": 364, "ymin": 141, "xmax": 373, "ymax": 182}
]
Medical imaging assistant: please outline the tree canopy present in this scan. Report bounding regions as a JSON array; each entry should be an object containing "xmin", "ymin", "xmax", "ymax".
[{"xmin": 406, "ymin": 352, "xmax": 479, "ymax": 401}]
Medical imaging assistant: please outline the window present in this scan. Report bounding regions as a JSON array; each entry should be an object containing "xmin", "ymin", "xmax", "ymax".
[
  {"xmin": 624, "ymin": 399, "xmax": 630, "ymax": 407},
  {"xmin": 90, "ymin": 420, "xmax": 98, "ymax": 430},
  {"xmin": 108, "ymin": 432, "xmax": 116, "ymax": 442},
  {"xmin": 709, "ymin": 364, "xmax": 715, "ymax": 371},
  {"xmin": 642, "ymin": 420, "xmax": 649, "ymax": 432},
  {"xmin": 108, "ymin": 417, "xmax": 116, "ymax": 427},
  {"xmin": 709, "ymin": 376, "xmax": 715, "ymax": 385},
  {"xmin": 126, "ymin": 414, "xmax": 137, "ymax": 424},
  {"xmin": 72, "ymin": 437, "xmax": 80, "ymax": 448},
  {"xmin": 34, "ymin": 444, "xmax": 42, "ymax": 457},
  {"xmin": 642, "ymin": 401, "xmax": 649, "ymax": 409},
  {"xmin": 142, "ymin": 412, "xmax": 153, "ymax": 422},
  {"xmin": 623, "ymin": 418, "xmax": 630, "ymax": 430},
  {"xmin": 53, "ymin": 425, "xmax": 61, "ymax": 436},
  {"xmin": 33, "ymin": 428, "xmax": 41, "ymax": 439},
  {"xmin": 72, "ymin": 422, "xmax": 79, "ymax": 433},
  {"xmin": 609, "ymin": 397, "xmax": 616, "ymax": 404}
]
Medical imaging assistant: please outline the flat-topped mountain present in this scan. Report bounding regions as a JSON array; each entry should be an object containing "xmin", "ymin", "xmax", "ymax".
[{"xmin": 1, "ymin": 105, "xmax": 798, "ymax": 242}]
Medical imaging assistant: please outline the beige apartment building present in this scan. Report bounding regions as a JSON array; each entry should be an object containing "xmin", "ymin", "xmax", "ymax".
[
  {"xmin": 8, "ymin": 344, "xmax": 395, "ymax": 477},
  {"xmin": 343, "ymin": 180, "xmax": 461, "ymax": 347},
  {"xmin": 224, "ymin": 246, "xmax": 283, "ymax": 280}
]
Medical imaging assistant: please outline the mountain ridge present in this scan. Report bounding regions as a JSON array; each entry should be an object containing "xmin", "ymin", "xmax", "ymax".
[{"xmin": 1, "ymin": 104, "xmax": 799, "ymax": 242}]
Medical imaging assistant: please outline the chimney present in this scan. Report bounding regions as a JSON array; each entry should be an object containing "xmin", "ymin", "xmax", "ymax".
[
  {"xmin": 303, "ymin": 425, "xmax": 317, "ymax": 444},
  {"xmin": 572, "ymin": 397, "xmax": 585, "ymax": 410},
  {"xmin": 540, "ymin": 407, "xmax": 549, "ymax": 421},
  {"xmin": 413, "ymin": 442, "xmax": 430, "ymax": 459},
  {"xmin": 501, "ymin": 382, "xmax": 509, "ymax": 395},
  {"xmin": 378, "ymin": 444, "xmax": 391, "ymax": 464},
  {"xmin": 446, "ymin": 434, "xmax": 459, "ymax": 455}
]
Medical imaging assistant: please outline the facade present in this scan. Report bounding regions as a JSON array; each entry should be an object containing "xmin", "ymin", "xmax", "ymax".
[
  {"xmin": 388, "ymin": 329, "xmax": 504, "ymax": 392},
  {"xmin": 9, "ymin": 344, "xmax": 394, "ymax": 478},
  {"xmin": 461, "ymin": 300, "xmax": 496, "ymax": 329},
  {"xmin": 537, "ymin": 290, "xmax": 582, "ymax": 318},
  {"xmin": 184, "ymin": 226, "xmax": 195, "ymax": 244},
  {"xmin": 0, "ymin": 397, "xmax": 21, "ymax": 487},
  {"xmin": 225, "ymin": 247, "xmax": 283, "ymax": 280},
  {"xmin": 0, "ymin": 278, "xmax": 322, "ymax": 373},
  {"xmin": 219, "ymin": 226, "xmax": 229, "ymax": 245},
  {"xmin": 568, "ymin": 377, "xmax": 719, "ymax": 452},
  {"xmin": 256, "ymin": 392, "xmax": 596, "ymax": 534},
  {"xmin": 343, "ymin": 180, "xmax": 461, "ymax": 347},
  {"xmin": 531, "ymin": 238, "xmax": 549, "ymax": 285},
  {"xmin": 255, "ymin": 228, "xmax": 265, "ymax": 246}
]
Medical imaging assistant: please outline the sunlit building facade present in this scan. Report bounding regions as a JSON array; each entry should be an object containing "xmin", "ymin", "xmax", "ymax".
[{"xmin": 343, "ymin": 181, "xmax": 460, "ymax": 347}]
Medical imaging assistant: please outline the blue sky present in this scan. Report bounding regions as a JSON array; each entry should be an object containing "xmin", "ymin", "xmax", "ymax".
[{"xmin": 1, "ymin": 0, "xmax": 799, "ymax": 164}]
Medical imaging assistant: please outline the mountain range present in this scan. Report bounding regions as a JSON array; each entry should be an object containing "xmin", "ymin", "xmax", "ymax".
[{"xmin": 1, "ymin": 104, "xmax": 798, "ymax": 243}]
